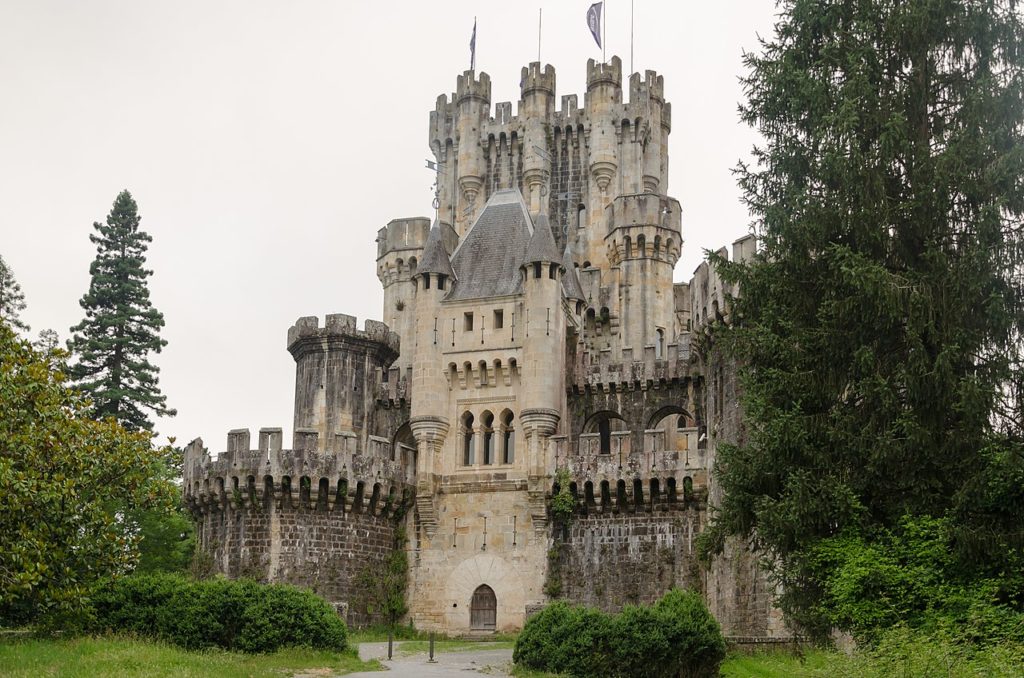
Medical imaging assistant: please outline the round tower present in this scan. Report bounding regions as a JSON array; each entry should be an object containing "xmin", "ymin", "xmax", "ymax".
[
  {"xmin": 287, "ymin": 314, "xmax": 399, "ymax": 451},
  {"xmin": 605, "ymin": 194, "xmax": 682, "ymax": 355},
  {"xmin": 409, "ymin": 220, "xmax": 455, "ymax": 483},
  {"xmin": 520, "ymin": 213, "xmax": 565, "ymax": 477},
  {"xmin": 455, "ymin": 71, "xmax": 491, "ymax": 233},
  {"xmin": 376, "ymin": 216, "xmax": 433, "ymax": 377},
  {"xmin": 520, "ymin": 62, "xmax": 556, "ymax": 214}
]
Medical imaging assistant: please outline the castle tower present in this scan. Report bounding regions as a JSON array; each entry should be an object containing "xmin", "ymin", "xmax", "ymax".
[
  {"xmin": 520, "ymin": 63, "xmax": 556, "ymax": 214},
  {"xmin": 454, "ymin": 71, "xmax": 491, "ymax": 233},
  {"xmin": 606, "ymin": 194, "xmax": 682, "ymax": 354},
  {"xmin": 287, "ymin": 314, "xmax": 399, "ymax": 451}
]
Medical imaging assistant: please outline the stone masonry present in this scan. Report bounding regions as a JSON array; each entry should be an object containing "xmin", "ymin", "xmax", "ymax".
[{"xmin": 183, "ymin": 56, "xmax": 788, "ymax": 638}]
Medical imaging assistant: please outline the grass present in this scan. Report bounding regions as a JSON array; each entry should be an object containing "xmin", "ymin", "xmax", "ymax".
[
  {"xmin": 720, "ymin": 650, "xmax": 835, "ymax": 677},
  {"xmin": 0, "ymin": 635, "xmax": 382, "ymax": 678}
]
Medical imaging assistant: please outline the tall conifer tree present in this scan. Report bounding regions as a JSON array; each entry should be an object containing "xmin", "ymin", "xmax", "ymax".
[
  {"xmin": 703, "ymin": 0, "xmax": 1024, "ymax": 635},
  {"xmin": 0, "ymin": 254, "xmax": 29, "ymax": 333},
  {"xmin": 68, "ymin": 190, "xmax": 176, "ymax": 431}
]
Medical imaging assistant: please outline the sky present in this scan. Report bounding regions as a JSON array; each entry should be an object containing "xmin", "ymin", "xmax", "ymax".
[{"xmin": 0, "ymin": 1, "xmax": 780, "ymax": 449}]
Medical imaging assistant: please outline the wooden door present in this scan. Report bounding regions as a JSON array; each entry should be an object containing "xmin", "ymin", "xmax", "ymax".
[{"xmin": 470, "ymin": 584, "xmax": 496, "ymax": 631}]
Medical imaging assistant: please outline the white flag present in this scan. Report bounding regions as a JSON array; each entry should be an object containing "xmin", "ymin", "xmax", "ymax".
[{"xmin": 587, "ymin": 2, "xmax": 603, "ymax": 49}]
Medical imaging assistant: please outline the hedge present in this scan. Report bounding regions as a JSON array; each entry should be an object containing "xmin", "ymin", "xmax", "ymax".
[
  {"xmin": 90, "ymin": 573, "xmax": 347, "ymax": 653},
  {"xmin": 513, "ymin": 589, "xmax": 725, "ymax": 678}
]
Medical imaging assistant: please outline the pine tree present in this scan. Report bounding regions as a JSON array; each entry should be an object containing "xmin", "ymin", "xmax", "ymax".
[
  {"xmin": 701, "ymin": 0, "xmax": 1024, "ymax": 637},
  {"xmin": 68, "ymin": 190, "xmax": 176, "ymax": 431},
  {"xmin": 0, "ymin": 254, "xmax": 29, "ymax": 333}
]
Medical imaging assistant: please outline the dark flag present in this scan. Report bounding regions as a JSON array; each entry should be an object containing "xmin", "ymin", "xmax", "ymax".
[
  {"xmin": 470, "ymin": 18, "xmax": 477, "ymax": 71},
  {"xmin": 587, "ymin": 2, "xmax": 603, "ymax": 49}
]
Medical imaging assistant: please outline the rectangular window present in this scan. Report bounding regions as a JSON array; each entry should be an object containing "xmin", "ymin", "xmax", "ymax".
[
  {"xmin": 464, "ymin": 312, "xmax": 474, "ymax": 331},
  {"xmin": 493, "ymin": 309, "xmax": 504, "ymax": 329}
]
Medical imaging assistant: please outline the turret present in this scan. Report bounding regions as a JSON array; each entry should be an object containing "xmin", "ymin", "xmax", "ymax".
[
  {"xmin": 376, "ymin": 216, "xmax": 434, "ymax": 376},
  {"xmin": 605, "ymin": 194, "xmax": 682, "ymax": 354},
  {"xmin": 520, "ymin": 214, "xmax": 565, "ymax": 478},
  {"xmin": 629, "ymin": 70, "xmax": 667, "ymax": 194},
  {"xmin": 455, "ymin": 71, "xmax": 491, "ymax": 233},
  {"xmin": 410, "ymin": 219, "xmax": 455, "ymax": 482},
  {"xmin": 585, "ymin": 57, "xmax": 622, "ymax": 197},
  {"xmin": 520, "ymin": 63, "xmax": 556, "ymax": 215},
  {"xmin": 287, "ymin": 315, "xmax": 399, "ymax": 451}
]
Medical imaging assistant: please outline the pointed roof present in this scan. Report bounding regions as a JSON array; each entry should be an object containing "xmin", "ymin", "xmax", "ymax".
[
  {"xmin": 418, "ymin": 217, "xmax": 455, "ymax": 278},
  {"xmin": 447, "ymin": 189, "xmax": 533, "ymax": 300},
  {"xmin": 561, "ymin": 245, "xmax": 587, "ymax": 302},
  {"xmin": 524, "ymin": 212, "xmax": 561, "ymax": 264}
]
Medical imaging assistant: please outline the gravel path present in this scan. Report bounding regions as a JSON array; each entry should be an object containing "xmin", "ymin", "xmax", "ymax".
[{"xmin": 347, "ymin": 641, "xmax": 514, "ymax": 677}]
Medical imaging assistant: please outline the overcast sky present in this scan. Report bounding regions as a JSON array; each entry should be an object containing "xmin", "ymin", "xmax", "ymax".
[{"xmin": 1, "ymin": 1, "xmax": 779, "ymax": 449}]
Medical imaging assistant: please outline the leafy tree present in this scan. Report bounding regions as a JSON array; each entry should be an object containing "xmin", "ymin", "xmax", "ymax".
[
  {"xmin": 0, "ymin": 254, "xmax": 29, "ymax": 333},
  {"xmin": 67, "ymin": 190, "xmax": 175, "ymax": 432},
  {"xmin": 700, "ymin": 0, "xmax": 1024, "ymax": 639},
  {"xmin": 0, "ymin": 323, "xmax": 177, "ymax": 627}
]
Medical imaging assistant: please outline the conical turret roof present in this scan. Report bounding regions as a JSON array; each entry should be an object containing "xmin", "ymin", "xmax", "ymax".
[
  {"xmin": 418, "ymin": 217, "xmax": 455, "ymax": 278},
  {"xmin": 524, "ymin": 212, "xmax": 561, "ymax": 264},
  {"xmin": 561, "ymin": 245, "xmax": 587, "ymax": 302}
]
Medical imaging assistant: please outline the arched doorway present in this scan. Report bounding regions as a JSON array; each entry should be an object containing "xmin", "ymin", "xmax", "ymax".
[{"xmin": 470, "ymin": 584, "xmax": 496, "ymax": 631}]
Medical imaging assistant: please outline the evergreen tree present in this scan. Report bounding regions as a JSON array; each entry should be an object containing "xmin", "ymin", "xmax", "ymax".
[
  {"xmin": 68, "ymin": 190, "xmax": 176, "ymax": 431},
  {"xmin": 701, "ymin": 0, "xmax": 1024, "ymax": 638},
  {"xmin": 0, "ymin": 254, "xmax": 29, "ymax": 333}
]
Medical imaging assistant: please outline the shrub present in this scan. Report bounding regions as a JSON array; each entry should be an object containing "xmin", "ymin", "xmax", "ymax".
[
  {"xmin": 90, "ymin": 573, "xmax": 347, "ymax": 653},
  {"xmin": 513, "ymin": 589, "xmax": 725, "ymax": 678}
]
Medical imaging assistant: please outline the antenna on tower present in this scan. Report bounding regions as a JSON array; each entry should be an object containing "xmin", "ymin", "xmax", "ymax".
[{"xmin": 538, "ymin": 8, "xmax": 542, "ymax": 64}]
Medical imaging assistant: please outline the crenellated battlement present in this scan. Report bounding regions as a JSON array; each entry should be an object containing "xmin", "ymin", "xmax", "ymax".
[
  {"xmin": 286, "ymin": 314, "xmax": 399, "ymax": 357},
  {"xmin": 587, "ymin": 56, "xmax": 623, "ymax": 91},
  {"xmin": 520, "ymin": 62, "xmax": 556, "ymax": 98},
  {"xmin": 375, "ymin": 217, "xmax": 432, "ymax": 259},
  {"xmin": 690, "ymin": 234, "xmax": 756, "ymax": 330},
  {"xmin": 606, "ymin": 194, "xmax": 682, "ymax": 235},
  {"xmin": 456, "ymin": 70, "xmax": 491, "ymax": 105},
  {"xmin": 629, "ymin": 69, "xmax": 665, "ymax": 103},
  {"xmin": 568, "ymin": 340, "xmax": 694, "ymax": 392},
  {"xmin": 182, "ymin": 430, "xmax": 414, "ymax": 518}
]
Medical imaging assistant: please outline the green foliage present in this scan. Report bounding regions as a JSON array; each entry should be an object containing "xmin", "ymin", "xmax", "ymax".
[
  {"xmin": 550, "ymin": 467, "xmax": 575, "ymax": 525},
  {"xmin": 0, "ymin": 254, "xmax": 29, "ymax": 333},
  {"xmin": 67, "ymin": 190, "xmax": 175, "ymax": 432},
  {"xmin": 0, "ymin": 635, "xmax": 379, "ymax": 678},
  {"xmin": 351, "ymin": 528, "xmax": 408, "ymax": 626},
  {"xmin": 0, "ymin": 324, "xmax": 177, "ymax": 628},
  {"xmin": 90, "ymin": 573, "xmax": 348, "ymax": 653},
  {"xmin": 703, "ymin": 0, "xmax": 1024, "ymax": 640},
  {"xmin": 543, "ymin": 544, "xmax": 563, "ymax": 598},
  {"xmin": 513, "ymin": 589, "xmax": 725, "ymax": 678}
]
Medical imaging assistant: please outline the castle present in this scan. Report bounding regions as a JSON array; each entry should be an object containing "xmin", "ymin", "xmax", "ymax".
[{"xmin": 183, "ymin": 56, "xmax": 787, "ymax": 639}]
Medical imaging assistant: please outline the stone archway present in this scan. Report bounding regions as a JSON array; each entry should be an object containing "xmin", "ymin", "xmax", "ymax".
[
  {"xmin": 470, "ymin": 584, "xmax": 496, "ymax": 631},
  {"xmin": 444, "ymin": 553, "xmax": 526, "ymax": 632}
]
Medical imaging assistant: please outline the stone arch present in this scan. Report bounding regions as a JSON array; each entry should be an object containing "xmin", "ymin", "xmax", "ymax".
[{"xmin": 445, "ymin": 553, "xmax": 526, "ymax": 633}]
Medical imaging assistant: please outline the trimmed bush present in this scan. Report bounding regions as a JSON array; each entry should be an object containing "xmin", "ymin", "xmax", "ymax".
[
  {"xmin": 90, "ymin": 573, "xmax": 347, "ymax": 653},
  {"xmin": 513, "ymin": 589, "xmax": 725, "ymax": 678}
]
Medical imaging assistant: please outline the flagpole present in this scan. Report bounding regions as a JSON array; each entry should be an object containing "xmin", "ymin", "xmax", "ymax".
[
  {"xmin": 630, "ymin": 0, "xmax": 634, "ymax": 74},
  {"xmin": 602, "ymin": 1, "xmax": 606, "ymax": 63},
  {"xmin": 538, "ymin": 8, "xmax": 542, "ymax": 63}
]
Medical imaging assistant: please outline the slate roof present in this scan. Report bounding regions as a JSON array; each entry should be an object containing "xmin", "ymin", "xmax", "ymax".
[
  {"xmin": 447, "ymin": 189, "xmax": 533, "ymax": 301},
  {"xmin": 561, "ymin": 245, "xmax": 587, "ymax": 302},
  {"xmin": 524, "ymin": 212, "xmax": 561, "ymax": 264},
  {"xmin": 418, "ymin": 217, "xmax": 456, "ymax": 278}
]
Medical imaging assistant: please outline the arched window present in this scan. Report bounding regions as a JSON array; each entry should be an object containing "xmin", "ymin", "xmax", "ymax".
[
  {"xmin": 625, "ymin": 236, "xmax": 632, "ymax": 259},
  {"xmin": 637, "ymin": 234, "xmax": 646, "ymax": 256},
  {"xmin": 408, "ymin": 256, "xmax": 417, "ymax": 274},
  {"xmin": 461, "ymin": 411, "xmax": 475, "ymax": 465},
  {"xmin": 501, "ymin": 410, "xmax": 515, "ymax": 463},
  {"xmin": 481, "ymin": 411, "xmax": 495, "ymax": 465},
  {"xmin": 655, "ymin": 328, "xmax": 665, "ymax": 359},
  {"xmin": 599, "ymin": 418, "xmax": 611, "ymax": 455}
]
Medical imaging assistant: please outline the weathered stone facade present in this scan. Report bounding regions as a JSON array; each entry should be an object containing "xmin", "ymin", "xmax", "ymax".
[{"xmin": 183, "ymin": 56, "xmax": 788, "ymax": 638}]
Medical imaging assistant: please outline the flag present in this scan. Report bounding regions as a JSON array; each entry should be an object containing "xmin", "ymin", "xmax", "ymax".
[
  {"xmin": 470, "ymin": 18, "xmax": 477, "ymax": 71},
  {"xmin": 587, "ymin": 2, "xmax": 602, "ymax": 49}
]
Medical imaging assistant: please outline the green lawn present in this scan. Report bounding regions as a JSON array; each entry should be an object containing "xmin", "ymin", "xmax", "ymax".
[
  {"xmin": 0, "ymin": 635, "xmax": 382, "ymax": 678},
  {"xmin": 720, "ymin": 651, "xmax": 834, "ymax": 677}
]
